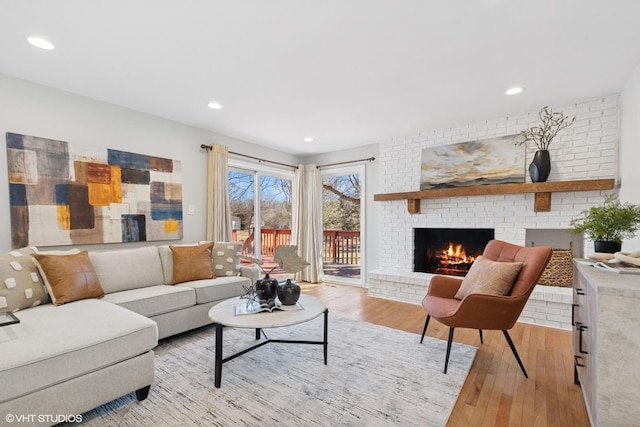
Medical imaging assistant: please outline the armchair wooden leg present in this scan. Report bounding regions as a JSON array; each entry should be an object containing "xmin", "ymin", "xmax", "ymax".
[
  {"xmin": 444, "ymin": 327, "xmax": 454, "ymax": 374},
  {"xmin": 503, "ymin": 330, "xmax": 528, "ymax": 378},
  {"xmin": 420, "ymin": 315, "xmax": 431, "ymax": 343},
  {"xmin": 479, "ymin": 329, "xmax": 483, "ymax": 344}
]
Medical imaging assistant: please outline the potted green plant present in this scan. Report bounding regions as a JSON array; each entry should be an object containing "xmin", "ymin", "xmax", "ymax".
[
  {"xmin": 568, "ymin": 194, "xmax": 640, "ymax": 253},
  {"xmin": 516, "ymin": 106, "xmax": 575, "ymax": 182}
]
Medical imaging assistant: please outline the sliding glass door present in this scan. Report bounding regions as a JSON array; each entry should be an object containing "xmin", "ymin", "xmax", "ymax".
[
  {"xmin": 321, "ymin": 165, "xmax": 364, "ymax": 285},
  {"xmin": 228, "ymin": 164, "xmax": 292, "ymax": 279}
]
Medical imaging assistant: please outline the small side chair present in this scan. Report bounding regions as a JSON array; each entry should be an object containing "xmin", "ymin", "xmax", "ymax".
[{"xmin": 420, "ymin": 239, "xmax": 552, "ymax": 377}]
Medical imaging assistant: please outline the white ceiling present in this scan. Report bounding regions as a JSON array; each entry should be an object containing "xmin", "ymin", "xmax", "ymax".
[{"xmin": 1, "ymin": 1, "xmax": 640, "ymax": 155}]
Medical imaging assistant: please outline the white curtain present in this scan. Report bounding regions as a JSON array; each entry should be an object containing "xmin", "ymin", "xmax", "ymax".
[
  {"xmin": 292, "ymin": 164, "xmax": 323, "ymax": 283},
  {"xmin": 206, "ymin": 144, "xmax": 232, "ymax": 242}
]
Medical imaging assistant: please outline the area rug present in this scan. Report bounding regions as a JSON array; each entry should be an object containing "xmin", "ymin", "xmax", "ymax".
[{"xmin": 70, "ymin": 317, "xmax": 477, "ymax": 427}]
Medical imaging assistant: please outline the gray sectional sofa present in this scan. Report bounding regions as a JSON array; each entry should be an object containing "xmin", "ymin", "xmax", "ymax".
[{"xmin": 0, "ymin": 243, "xmax": 257, "ymax": 426}]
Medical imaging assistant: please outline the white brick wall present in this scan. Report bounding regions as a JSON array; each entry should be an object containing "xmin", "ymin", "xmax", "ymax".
[
  {"xmin": 371, "ymin": 95, "xmax": 620, "ymax": 329},
  {"xmin": 378, "ymin": 95, "xmax": 619, "ymax": 270}
]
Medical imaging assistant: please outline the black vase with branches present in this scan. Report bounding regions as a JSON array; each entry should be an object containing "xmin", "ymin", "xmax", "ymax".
[{"xmin": 516, "ymin": 106, "xmax": 575, "ymax": 182}]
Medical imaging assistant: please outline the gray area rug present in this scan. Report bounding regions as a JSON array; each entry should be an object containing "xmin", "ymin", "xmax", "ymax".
[{"xmin": 72, "ymin": 316, "xmax": 477, "ymax": 427}]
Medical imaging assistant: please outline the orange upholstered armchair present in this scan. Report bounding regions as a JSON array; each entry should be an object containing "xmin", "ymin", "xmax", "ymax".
[{"xmin": 420, "ymin": 239, "xmax": 552, "ymax": 377}]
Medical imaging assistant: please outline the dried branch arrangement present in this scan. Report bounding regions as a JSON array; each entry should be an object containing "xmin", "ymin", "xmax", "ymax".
[
  {"xmin": 241, "ymin": 245, "xmax": 309, "ymax": 276},
  {"xmin": 517, "ymin": 106, "xmax": 576, "ymax": 151}
]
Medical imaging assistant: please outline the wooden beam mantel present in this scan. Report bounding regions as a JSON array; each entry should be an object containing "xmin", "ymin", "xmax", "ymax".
[{"xmin": 373, "ymin": 178, "xmax": 616, "ymax": 213}]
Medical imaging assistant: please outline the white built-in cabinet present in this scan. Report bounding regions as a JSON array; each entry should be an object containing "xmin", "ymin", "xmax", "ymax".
[{"xmin": 572, "ymin": 261, "xmax": 640, "ymax": 426}]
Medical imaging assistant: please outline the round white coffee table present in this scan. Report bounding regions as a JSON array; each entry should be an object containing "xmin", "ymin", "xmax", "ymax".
[{"xmin": 208, "ymin": 294, "xmax": 328, "ymax": 388}]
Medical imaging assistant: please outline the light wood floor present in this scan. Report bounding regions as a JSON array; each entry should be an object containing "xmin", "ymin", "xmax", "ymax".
[{"xmin": 301, "ymin": 282, "xmax": 590, "ymax": 427}]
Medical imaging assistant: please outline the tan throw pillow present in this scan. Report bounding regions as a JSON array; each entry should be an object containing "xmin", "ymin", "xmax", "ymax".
[
  {"xmin": 32, "ymin": 251, "xmax": 104, "ymax": 306},
  {"xmin": 170, "ymin": 242, "xmax": 214, "ymax": 285},
  {"xmin": 454, "ymin": 256, "xmax": 523, "ymax": 300},
  {"xmin": 0, "ymin": 248, "xmax": 50, "ymax": 312}
]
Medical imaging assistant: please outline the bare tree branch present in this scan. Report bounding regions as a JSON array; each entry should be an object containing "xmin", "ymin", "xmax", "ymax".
[{"xmin": 322, "ymin": 183, "xmax": 360, "ymax": 205}]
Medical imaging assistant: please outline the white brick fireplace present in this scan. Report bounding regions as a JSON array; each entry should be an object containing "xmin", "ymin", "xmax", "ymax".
[{"xmin": 369, "ymin": 95, "xmax": 619, "ymax": 330}]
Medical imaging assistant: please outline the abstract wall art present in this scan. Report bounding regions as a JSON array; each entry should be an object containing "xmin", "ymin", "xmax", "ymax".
[
  {"xmin": 6, "ymin": 132, "xmax": 183, "ymax": 248},
  {"xmin": 419, "ymin": 134, "xmax": 525, "ymax": 190}
]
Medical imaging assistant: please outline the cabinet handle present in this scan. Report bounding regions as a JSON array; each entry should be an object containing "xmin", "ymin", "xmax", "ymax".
[
  {"xmin": 579, "ymin": 324, "xmax": 589, "ymax": 354},
  {"xmin": 574, "ymin": 355, "xmax": 585, "ymax": 385},
  {"xmin": 576, "ymin": 288, "xmax": 585, "ymax": 295},
  {"xmin": 571, "ymin": 304, "xmax": 579, "ymax": 326},
  {"xmin": 574, "ymin": 356, "xmax": 583, "ymax": 385}
]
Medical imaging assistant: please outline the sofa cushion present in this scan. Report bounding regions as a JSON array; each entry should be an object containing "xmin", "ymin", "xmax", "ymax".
[
  {"xmin": 239, "ymin": 265, "xmax": 260, "ymax": 285},
  {"xmin": 32, "ymin": 251, "xmax": 104, "ymax": 305},
  {"xmin": 177, "ymin": 276, "xmax": 251, "ymax": 304},
  {"xmin": 89, "ymin": 246, "xmax": 165, "ymax": 294},
  {"xmin": 0, "ymin": 248, "xmax": 50, "ymax": 312},
  {"xmin": 101, "ymin": 285, "xmax": 196, "ymax": 317},
  {"xmin": 0, "ymin": 299, "xmax": 157, "ymax": 404},
  {"xmin": 455, "ymin": 256, "xmax": 523, "ymax": 300},
  {"xmin": 170, "ymin": 242, "xmax": 214, "ymax": 285}
]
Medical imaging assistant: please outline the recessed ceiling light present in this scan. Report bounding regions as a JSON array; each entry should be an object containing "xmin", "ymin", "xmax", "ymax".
[
  {"xmin": 505, "ymin": 87, "xmax": 523, "ymax": 95},
  {"xmin": 27, "ymin": 36, "xmax": 55, "ymax": 50},
  {"xmin": 207, "ymin": 102, "xmax": 223, "ymax": 110},
  {"xmin": 304, "ymin": 137, "xmax": 313, "ymax": 142}
]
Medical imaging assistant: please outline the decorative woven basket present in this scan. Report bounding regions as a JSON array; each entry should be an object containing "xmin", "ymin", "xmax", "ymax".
[{"xmin": 534, "ymin": 242, "xmax": 573, "ymax": 287}]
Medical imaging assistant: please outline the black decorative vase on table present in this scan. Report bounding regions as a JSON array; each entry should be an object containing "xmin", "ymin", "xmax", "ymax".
[
  {"xmin": 594, "ymin": 240, "xmax": 622, "ymax": 254},
  {"xmin": 255, "ymin": 274, "xmax": 279, "ymax": 300},
  {"xmin": 277, "ymin": 279, "xmax": 301, "ymax": 305},
  {"xmin": 529, "ymin": 150, "xmax": 551, "ymax": 183}
]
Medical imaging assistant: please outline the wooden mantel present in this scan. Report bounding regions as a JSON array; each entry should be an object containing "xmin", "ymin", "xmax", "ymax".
[{"xmin": 373, "ymin": 178, "xmax": 616, "ymax": 213}]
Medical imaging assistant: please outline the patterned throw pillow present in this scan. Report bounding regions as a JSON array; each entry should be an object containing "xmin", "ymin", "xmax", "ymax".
[
  {"xmin": 213, "ymin": 242, "xmax": 242, "ymax": 277},
  {"xmin": 32, "ymin": 247, "xmax": 81, "ymax": 256},
  {"xmin": 0, "ymin": 247, "xmax": 50, "ymax": 312},
  {"xmin": 454, "ymin": 256, "xmax": 523, "ymax": 300},
  {"xmin": 32, "ymin": 251, "xmax": 104, "ymax": 305},
  {"xmin": 170, "ymin": 242, "xmax": 214, "ymax": 284}
]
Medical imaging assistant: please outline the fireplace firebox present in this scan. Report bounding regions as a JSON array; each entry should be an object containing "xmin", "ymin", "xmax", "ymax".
[{"xmin": 414, "ymin": 228, "xmax": 494, "ymax": 277}]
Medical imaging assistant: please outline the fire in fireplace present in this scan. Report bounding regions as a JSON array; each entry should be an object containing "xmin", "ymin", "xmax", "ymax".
[
  {"xmin": 434, "ymin": 242, "xmax": 476, "ymax": 273},
  {"xmin": 414, "ymin": 228, "xmax": 494, "ymax": 277}
]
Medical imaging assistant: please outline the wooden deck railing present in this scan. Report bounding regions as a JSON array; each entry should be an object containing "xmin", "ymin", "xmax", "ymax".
[
  {"xmin": 234, "ymin": 228, "xmax": 360, "ymax": 265},
  {"xmin": 323, "ymin": 230, "xmax": 361, "ymax": 264}
]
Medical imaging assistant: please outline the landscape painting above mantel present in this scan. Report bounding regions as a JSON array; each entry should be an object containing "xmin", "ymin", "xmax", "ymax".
[
  {"xmin": 6, "ymin": 132, "xmax": 183, "ymax": 248},
  {"xmin": 420, "ymin": 134, "xmax": 525, "ymax": 190}
]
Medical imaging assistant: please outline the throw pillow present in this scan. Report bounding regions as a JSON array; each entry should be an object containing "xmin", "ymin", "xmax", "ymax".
[
  {"xmin": 213, "ymin": 241, "xmax": 242, "ymax": 277},
  {"xmin": 454, "ymin": 256, "xmax": 523, "ymax": 300},
  {"xmin": 170, "ymin": 242, "xmax": 214, "ymax": 285},
  {"xmin": 0, "ymin": 247, "xmax": 50, "ymax": 312},
  {"xmin": 31, "ymin": 247, "xmax": 81, "ymax": 256},
  {"xmin": 32, "ymin": 251, "xmax": 104, "ymax": 305}
]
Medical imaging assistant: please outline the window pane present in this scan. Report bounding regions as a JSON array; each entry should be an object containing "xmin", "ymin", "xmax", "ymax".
[
  {"xmin": 322, "ymin": 174, "xmax": 361, "ymax": 279},
  {"xmin": 259, "ymin": 175, "xmax": 292, "ymax": 278},
  {"xmin": 229, "ymin": 170, "xmax": 254, "ymax": 264}
]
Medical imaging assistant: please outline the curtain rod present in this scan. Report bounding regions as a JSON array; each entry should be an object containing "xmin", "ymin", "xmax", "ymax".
[
  {"xmin": 317, "ymin": 157, "xmax": 375, "ymax": 169},
  {"xmin": 200, "ymin": 145, "xmax": 375, "ymax": 170},
  {"xmin": 200, "ymin": 144, "xmax": 298, "ymax": 169}
]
